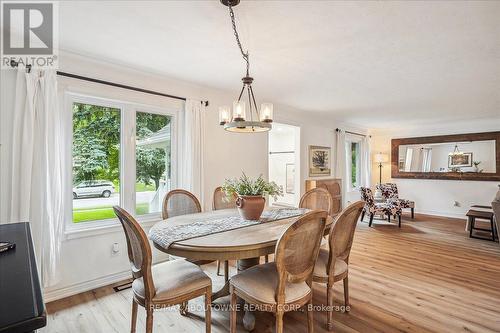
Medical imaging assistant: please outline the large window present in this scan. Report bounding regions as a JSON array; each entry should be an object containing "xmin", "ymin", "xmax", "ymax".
[
  {"xmin": 135, "ymin": 112, "xmax": 172, "ymax": 215},
  {"xmin": 72, "ymin": 102, "xmax": 121, "ymax": 223},
  {"xmin": 346, "ymin": 137, "xmax": 361, "ymax": 191},
  {"xmin": 350, "ymin": 142, "xmax": 360, "ymax": 189},
  {"xmin": 70, "ymin": 94, "xmax": 177, "ymax": 226}
]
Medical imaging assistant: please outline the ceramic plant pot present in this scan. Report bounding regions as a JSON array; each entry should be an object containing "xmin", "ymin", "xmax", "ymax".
[{"xmin": 236, "ymin": 195, "xmax": 265, "ymax": 220}]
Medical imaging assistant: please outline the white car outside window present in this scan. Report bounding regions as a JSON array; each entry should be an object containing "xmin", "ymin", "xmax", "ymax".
[{"xmin": 73, "ymin": 181, "xmax": 115, "ymax": 199}]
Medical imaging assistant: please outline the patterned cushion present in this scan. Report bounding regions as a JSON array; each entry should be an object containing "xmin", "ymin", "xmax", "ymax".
[
  {"xmin": 230, "ymin": 262, "xmax": 311, "ymax": 304},
  {"xmin": 360, "ymin": 187, "xmax": 401, "ymax": 216},
  {"xmin": 377, "ymin": 183, "xmax": 399, "ymax": 199},
  {"xmin": 377, "ymin": 183, "xmax": 415, "ymax": 209}
]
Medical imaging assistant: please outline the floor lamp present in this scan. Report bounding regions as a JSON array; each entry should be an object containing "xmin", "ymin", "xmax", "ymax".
[{"xmin": 373, "ymin": 153, "xmax": 389, "ymax": 198}]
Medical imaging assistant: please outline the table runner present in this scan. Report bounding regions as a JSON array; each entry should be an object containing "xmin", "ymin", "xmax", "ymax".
[{"xmin": 149, "ymin": 208, "xmax": 308, "ymax": 249}]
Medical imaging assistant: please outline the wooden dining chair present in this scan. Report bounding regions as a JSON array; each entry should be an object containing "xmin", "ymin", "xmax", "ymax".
[
  {"xmin": 312, "ymin": 201, "xmax": 364, "ymax": 331},
  {"xmin": 299, "ymin": 187, "xmax": 334, "ymax": 215},
  {"xmin": 162, "ymin": 189, "xmax": 202, "ymax": 219},
  {"xmin": 300, "ymin": 187, "xmax": 334, "ymax": 249},
  {"xmin": 212, "ymin": 186, "xmax": 237, "ymax": 279},
  {"xmin": 229, "ymin": 210, "xmax": 327, "ymax": 333},
  {"xmin": 113, "ymin": 206, "xmax": 212, "ymax": 333}
]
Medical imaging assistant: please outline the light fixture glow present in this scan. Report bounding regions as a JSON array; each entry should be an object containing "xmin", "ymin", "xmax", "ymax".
[
  {"xmin": 232, "ymin": 101, "xmax": 246, "ymax": 121},
  {"xmin": 219, "ymin": 106, "xmax": 231, "ymax": 125}
]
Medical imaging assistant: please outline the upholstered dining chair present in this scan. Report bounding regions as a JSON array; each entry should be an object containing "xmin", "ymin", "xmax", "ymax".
[
  {"xmin": 299, "ymin": 187, "xmax": 334, "ymax": 214},
  {"xmin": 229, "ymin": 210, "xmax": 327, "ymax": 333},
  {"xmin": 360, "ymin": 187, "xmax": 402, "ymax": 227},
  {"xmin": 376, "ymin": 183, "xmax": 415, "ymax": 218},
  {"xmin": 113, "ymin": 206, "xmax": 212, "ymax": 333},
  {"xmin": 312, "ymin": 201, "xmax": 364, "ymax": 331},
  {"xmin": 162, "ymin": 189, "xmax": 214, "ymax": 314},
  {"xmin": 212, "ymin": 186, "xmax": 237, "ymax": 279}
]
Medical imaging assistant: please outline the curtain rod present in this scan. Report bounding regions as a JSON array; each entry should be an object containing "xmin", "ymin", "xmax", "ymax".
[
  {"xmin": 269, "ymin": 151, "xmax": 295, "ymax": 155},
  {"xmin": 9, "ymin": 60, "xmax": 209, "ymax": 107},
  {"xmin": 336, "ymin": 128, "xmax": 371, "ymax": 138}
]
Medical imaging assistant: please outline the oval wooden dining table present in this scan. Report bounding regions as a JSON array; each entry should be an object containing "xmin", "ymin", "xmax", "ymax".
[{"xmin": 150, "ymin": 208, "xmax": 333, "ymax": 331}]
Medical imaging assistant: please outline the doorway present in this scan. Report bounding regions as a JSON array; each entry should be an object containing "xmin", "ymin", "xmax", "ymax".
[{"xmin": 268, "ymin": 123, "xmax": 300, "ymax": 207}]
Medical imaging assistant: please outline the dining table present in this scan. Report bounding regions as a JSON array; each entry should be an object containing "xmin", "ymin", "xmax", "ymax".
[{"xmin": 149, "ymin": 207, "xmax": 333, "ymax": 331}]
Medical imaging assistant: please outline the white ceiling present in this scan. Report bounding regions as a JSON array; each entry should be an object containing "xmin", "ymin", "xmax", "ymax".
[{"xmin": 59, "ymin": 1, "xmax": 500, "ymax": 128}]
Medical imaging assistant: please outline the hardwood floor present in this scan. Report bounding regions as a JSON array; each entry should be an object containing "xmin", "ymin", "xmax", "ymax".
[{"xmin": 42, "ymin": 214, "xmax": 500, "ymax": 333}]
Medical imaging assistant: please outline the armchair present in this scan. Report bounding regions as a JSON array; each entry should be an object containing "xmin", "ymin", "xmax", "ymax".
[
  {"xmin": 360, "ymin": 187, "xmax": 402, "ymax": 227},
  {"xmin": 376, "ymin": 183, "xmax": 415, "ymax": 219}
]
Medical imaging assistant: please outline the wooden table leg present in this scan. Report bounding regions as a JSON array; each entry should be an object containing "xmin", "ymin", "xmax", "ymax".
[
  {"xmin": 212, "ymin": 281, "xmax": 230, "ymax": 302},
  {"xmin": 238, "ymin": 257, "xmax": 261, "ymax": 332}
]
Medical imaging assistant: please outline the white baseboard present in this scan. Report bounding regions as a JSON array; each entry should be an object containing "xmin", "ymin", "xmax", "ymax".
[
  {"xmin": 44, "ymin": 257, "xmax": 170, "ymax": 303},
  {"xmin": 415, "ymin": 209, "xmax": 466, "ymax": 220},
  {"xmin": 43, "ymin": 270, "xmax": 132, "ymax": 303}
]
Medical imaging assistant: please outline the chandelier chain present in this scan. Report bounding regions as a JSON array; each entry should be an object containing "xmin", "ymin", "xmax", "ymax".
[{"xmin": 228, "ymin": 4, "xmax": 250, "ymax": 76}]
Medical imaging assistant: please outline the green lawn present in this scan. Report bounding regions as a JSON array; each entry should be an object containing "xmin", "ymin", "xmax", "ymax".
[
  {"xmin": 72, "ymin": 181, "xmax": 157, "ymax": 223},
  {"xmin": 136, "ymin": 182, "xmax": 156, "ymax": 192},
  {"xmin": 73, "ymin": 203, "xmax": 150, "ymax": 223}
]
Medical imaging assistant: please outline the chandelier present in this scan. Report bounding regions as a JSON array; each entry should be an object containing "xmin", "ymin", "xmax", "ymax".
[{"xmin": 218, "ymin": 0, "xmax": 273, "ymax": 133}]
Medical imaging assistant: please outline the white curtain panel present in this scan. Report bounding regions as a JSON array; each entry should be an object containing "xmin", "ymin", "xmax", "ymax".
[
  {"xmin": 9, "ymin": 68, "xmax": 64, "ymax": 287},
  {"xmin": 335, "ymin": 129, "xmax": 348, "ymax": 208},
  {"xmin": 179, "ymin": 99, "xmax": 205, "ymax": 207},
  {"xmin": 360, "ymin": 135, "xmax": 372, "ymax": 188}
]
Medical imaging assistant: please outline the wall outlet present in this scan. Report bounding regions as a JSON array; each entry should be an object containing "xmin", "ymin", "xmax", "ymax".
[
  {"xmin": 111, "ymin": 242, "xmax": 120, "ymax": 256},
  {"xmin": 453, "ymin": 201, "xmax": 460, "ymax": 207}
]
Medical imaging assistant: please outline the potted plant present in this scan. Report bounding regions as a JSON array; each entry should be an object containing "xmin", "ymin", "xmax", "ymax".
[
  {"xmin": 472, "ymin": 161, "xmax": 481, "ymax": 173},
  {"xmin": 222, "ymin": 173, "xmax": 283, "ymax": 220}
]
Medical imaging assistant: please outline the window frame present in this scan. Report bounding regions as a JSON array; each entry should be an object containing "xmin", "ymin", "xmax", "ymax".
[{"xmin": 64, "ymin": 92, "xmax": 179, "ymax": 236}]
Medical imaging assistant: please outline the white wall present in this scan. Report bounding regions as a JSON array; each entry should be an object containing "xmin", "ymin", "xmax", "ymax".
[
  {"xmin": 371, "ymin": 122, "xmax": 500, "ymax": 218},
  {"xmin": 0, "ymin": 51, "xmax": 357, "ymax": 301}
]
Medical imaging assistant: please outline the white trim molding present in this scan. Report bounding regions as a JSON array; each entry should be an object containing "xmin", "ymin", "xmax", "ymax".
[
  {"xmin": 43, "ymin": 270, "xmax": 132, "ymax": 303},
  {"xmin": 44, "ymin": 257, "xmax": 169, "ymax": 303}
]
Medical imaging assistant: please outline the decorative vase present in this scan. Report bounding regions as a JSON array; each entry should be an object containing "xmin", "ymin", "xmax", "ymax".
[{"xmin": 236, "ymin": 195, "xmax": 265, "ymax": 220}]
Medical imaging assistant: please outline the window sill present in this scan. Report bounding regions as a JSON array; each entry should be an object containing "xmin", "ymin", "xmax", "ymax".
[{"xmin": 64, "ymin": 213, "xmax": 162, "ymax": 240}]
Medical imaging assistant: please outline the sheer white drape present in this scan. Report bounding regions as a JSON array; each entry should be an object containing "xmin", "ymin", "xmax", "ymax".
[
  {"xmin": 8, "ymin": 68, "xmax": 64, "ymax": 287},
  {"xmin": 178, "ymin": 99, "xmax": 205, "ymax": 207},
  {"xmin": 335, "ymin": 130, "xmax": 348, "ymax": 208},
  {"xmin": 359, "ymin": 135, "xmax": 372, "ymax": 187}
]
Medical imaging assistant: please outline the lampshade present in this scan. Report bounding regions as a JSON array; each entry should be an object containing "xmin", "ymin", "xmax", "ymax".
[
  {"xmin": 233, "ymin": 100, "xmax": 246, "ymax": 121},
  {"xmin": 374, "ymin": 153, "xmax": 389, "ymax": 163},
  {"xmin": 219, "ymin": 106, "xmax": 231, "ymax": 125},
  {"xmin": 260, "ymin": 103, "xmax": 273, "ymax": 122}
]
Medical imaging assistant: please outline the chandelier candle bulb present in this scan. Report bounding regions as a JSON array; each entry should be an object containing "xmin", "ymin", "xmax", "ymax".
[
  {"xmin": 233, "ymin": 100, "xmax": 246, "ymax": 121},
  {"xmin": 219, "ymin": 106, "xmax": 231, "ymax": 125},
  {"xmin": 260, "ymin": 103, "xmax": 274, "ymax": 123}
]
